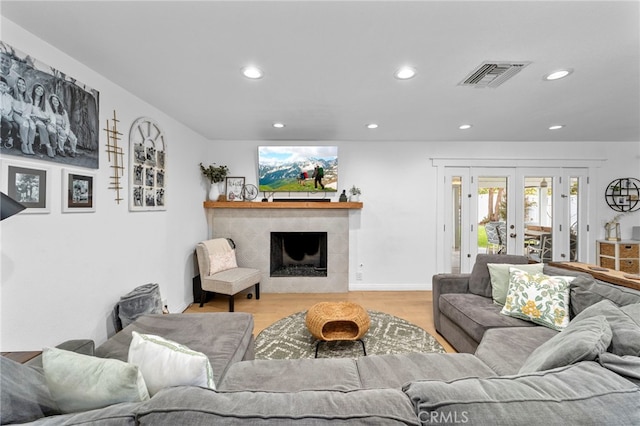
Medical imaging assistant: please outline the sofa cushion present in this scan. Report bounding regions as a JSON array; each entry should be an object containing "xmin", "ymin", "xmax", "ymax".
[
  {"xmin": 128, "ymin": 332, "xmax": 215, "ymax": 396},
  {"xmin": 487, "ymin": 263, "xmax": 544, "ymax": 305},
  {"xmin": 136, "ymin": 386, "xmax": 420, "ymax": 425},
  {"xmin": 468, "ymin": 254, "xmax": 530, "ymax": 298},
  {"xmin": 402, "ymin": 361, "xmax": 640, "ymax": 426},
  {"xmin": 570, "ymin": 275, "xmax": 640, "ymax": 317},
  {"xmin": 501, "ymin": 270, "xmax": 573, "ymax": 330},
  {"xmin": 96, "ymin": 313, "xmax": 254, "ymax": 385},
  {"xmin": 572, "ymin": 300, "xmax": 640, "ymax": 357},
  {"xmin": 518, "ymin": 315, "xmax": 612, "ymax": 374},
  {"xmin": 219, "ymin": 358, "xmax": 362, "ymax": 392},
  {"xmin": 475, "ymin": 326, "xmax": 558, "ymax": 375},
  {"xmin": 0, "ymin": 356, "xmax": 59, "ymax": 424},
  {"xmin": 356, "ymin": 353, "xmax": 496, "ymax": 389},
  {"xmin": 42, "ymin": 347, "xmax": 149, "ymax": 414},
  {"xmin": 598, "ymin": 352, "xmax": 640, "ymax": 386},
  {"xmin": 439, "ymin": 293, "xmax": 536, "ymax": 343}
]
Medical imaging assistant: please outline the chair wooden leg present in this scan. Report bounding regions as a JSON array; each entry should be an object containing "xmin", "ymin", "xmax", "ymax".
[
  {"xmin": 255, "ymin": 283, "xmax": 260, "ymax": 300},
  {"xmin": 228, "ymin": 295, "xmax": 235, "ymax": 312}
]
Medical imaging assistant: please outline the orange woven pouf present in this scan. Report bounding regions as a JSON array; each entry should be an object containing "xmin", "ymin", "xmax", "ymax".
[{"xmin": 305, "ymin": 301, "xmax": 370, "ymax": 357}]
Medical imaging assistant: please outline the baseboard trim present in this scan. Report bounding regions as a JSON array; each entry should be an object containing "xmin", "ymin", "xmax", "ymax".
[{"xmin": 348, "ymin": 282, "xmax": 431, "ymax": 291}]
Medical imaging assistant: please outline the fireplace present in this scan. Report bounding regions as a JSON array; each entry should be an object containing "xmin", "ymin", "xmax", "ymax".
[
  {"xmin": 208, "ymin": 207, "xmax": 352, "ymax": 293},
  {"xmin": 270, "ymin": 232, "xmax": 327, "ymax": 277}
]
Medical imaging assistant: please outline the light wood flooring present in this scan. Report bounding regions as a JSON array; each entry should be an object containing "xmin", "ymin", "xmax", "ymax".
[{"xmin": 183, "ymin": 291, "xmax": 456, "ymax": 353}]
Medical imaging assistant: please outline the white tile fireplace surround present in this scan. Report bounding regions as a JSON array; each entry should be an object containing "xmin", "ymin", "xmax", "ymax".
[{"xmin": 205, "ymin": 202, "xmax": 361, "ymax": 293}]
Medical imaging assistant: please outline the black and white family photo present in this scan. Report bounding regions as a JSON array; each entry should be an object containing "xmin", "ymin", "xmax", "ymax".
[{"xmin": 0, "ymin": 41, "xmax": 99, "ymax": 169}]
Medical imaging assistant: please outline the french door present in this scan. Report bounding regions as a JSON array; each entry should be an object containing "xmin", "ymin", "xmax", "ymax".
[{"xmin": 439, "ymin": 166, "xmax": 589, "ymax": 274}]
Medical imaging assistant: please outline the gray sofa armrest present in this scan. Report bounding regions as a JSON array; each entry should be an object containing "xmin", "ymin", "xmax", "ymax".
[
  {"xmin": 432, "ymin": 273, "xmax": 471, "ymax": 332},
  {"xmin": 25, "ymin": 339, "xmax": 95, "ymax": 368}
]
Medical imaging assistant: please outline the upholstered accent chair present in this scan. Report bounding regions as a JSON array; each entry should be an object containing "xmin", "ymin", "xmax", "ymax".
[{"xmin": 195, "ymin": 238, "xmax": 260, "ymax": 312}]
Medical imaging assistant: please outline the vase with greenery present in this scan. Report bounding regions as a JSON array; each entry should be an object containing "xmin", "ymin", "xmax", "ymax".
[
  {"xmin": 200, "ymin": 162, "xmax": 229, "ymax": 201},
  {"xmin": 348, "ymin": 185, "xmax": 361, "ymax": 202}
]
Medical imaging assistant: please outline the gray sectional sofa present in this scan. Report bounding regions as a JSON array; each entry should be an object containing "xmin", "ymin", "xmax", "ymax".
[{"xmin": 2, "ymin": 255, "xmax": 640, "ymax": 425}]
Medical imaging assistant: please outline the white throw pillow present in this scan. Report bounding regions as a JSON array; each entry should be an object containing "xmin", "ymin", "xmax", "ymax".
[
  {"xmin": 43, "ymin": 347, "xmax": 149, "ymax": 414},
  {"xmin": 209, "ymin": 249, "xmax": 238, "ymax": 275},
  {"xmin": 128, "ymin": 331, "xmax": 215, "ymax": 396}
]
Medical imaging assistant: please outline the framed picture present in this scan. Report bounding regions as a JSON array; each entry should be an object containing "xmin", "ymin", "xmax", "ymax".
[
  {"xmin": 225, "ymin": 177, "xmax": 245, "ymax": 201},
  {"xmin": 62, "ymin": 169, "xmax": 96, "ymax": 213},
  {"xmin": 0, "ymin": 42, "xmax": 99, "ymax": 168},
  {"xmin": 616, "ymin": 196, "xmax": 630, "ymax": 206},
  {"xmin": 129, "ymin": 117, "xmax": 166, "ymax": 211},
  {"xmin": 1, "ymin": 160, "xmax": 51, "ymax": 214}
]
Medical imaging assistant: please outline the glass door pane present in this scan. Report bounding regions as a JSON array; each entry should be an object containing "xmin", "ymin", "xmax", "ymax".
[
  {"xmin": 477, "ymin": 176, "xmax": 508, "ymax": 255},
  {"xmin": 523, "ymin": 176, "xmax": 554, "ymax": 262},
  {"xmin": 569, "ymin": 177, "xmax": 579, "ymax": 261},
  {"xmin": 451, "ymin": 176, "xmax": 462, "ymax": 273}
]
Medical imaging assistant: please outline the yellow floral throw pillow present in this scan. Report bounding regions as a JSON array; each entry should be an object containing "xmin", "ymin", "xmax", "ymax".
[{"xmin": 501, "ymin": 269, "xmax": 574, "ymax": 331}]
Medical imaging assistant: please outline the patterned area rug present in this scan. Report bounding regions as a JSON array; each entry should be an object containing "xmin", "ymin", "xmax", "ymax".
[{"xmin": 255, "ymin": 310, "xmax": 446, "ymax": 359}]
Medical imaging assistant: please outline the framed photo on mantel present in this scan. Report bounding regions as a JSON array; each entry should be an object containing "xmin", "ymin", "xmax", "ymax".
[{"xmin": 225, "ymin": 177, "xmax": 245, "ymax": 201}]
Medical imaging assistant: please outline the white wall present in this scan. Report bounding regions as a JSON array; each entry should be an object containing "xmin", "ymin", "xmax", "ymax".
[
  {"xmin": 214, "ymin": 140, "xmax": 640, "ymax": 291},
  {"xmin": 0, "ymin": 19, "xmax": 210, "ymax": 351},
  {"xmin": 1, "ymin": 18, "xmax": 638, "ymax": 351}
]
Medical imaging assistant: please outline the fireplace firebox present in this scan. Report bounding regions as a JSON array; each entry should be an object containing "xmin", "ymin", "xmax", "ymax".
[{"xmin": 270, "ymin": 232, "xmax": 327, "ymax": 277}]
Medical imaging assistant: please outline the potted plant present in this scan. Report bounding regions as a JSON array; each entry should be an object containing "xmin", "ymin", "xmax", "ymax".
[
  {"xmin": 200, "ymin": 162, "xmax": 229, "ymax": 201},
  {"xmin": 348, "ymin": 185, "xmax": 361, "ymax": 202}
]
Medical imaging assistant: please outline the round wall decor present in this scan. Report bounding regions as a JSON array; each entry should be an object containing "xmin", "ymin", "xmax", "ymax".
[{"xmin": 605, "ymin": 178, "xmax": 640, "ymax": 212}]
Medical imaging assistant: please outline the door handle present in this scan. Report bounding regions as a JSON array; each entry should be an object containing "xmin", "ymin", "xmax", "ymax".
[{"xmin": 510, "ymin": 233, "xmax": 517, "ymax": 238}]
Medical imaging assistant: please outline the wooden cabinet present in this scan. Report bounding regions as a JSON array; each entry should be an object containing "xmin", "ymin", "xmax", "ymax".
[{"xmin": 597, "ymin": 240, "xmax": 640, "ymax": 274}]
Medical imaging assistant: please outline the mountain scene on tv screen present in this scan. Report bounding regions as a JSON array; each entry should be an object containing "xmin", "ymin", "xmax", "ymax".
[{"xmin": 259, "ymin": 154, "xmax": 338, "ymax": 192}]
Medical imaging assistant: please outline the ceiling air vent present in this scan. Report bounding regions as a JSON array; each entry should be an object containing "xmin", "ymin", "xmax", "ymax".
[{"xmin": 459, "ymin": 61, "xmax": 531, "ymax": 88}]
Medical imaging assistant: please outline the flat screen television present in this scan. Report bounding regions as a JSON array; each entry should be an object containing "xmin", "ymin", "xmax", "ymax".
[{"xmin": 258, "ymin": 146, "xmax": 338, "ymax": 192}]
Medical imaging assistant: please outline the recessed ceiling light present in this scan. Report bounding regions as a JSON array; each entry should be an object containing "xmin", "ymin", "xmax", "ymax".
[
  {"xmin": 272, "ymin": 122, "xmax": 285, "ymax": 128},
  {"xmin": 544, "ymin": 69, "xmax": 572, "ymax": 81},
  {"xmin": 459, "ymin": 124, "xmax": 472, "ymax": 130},
  {"xmin": 394, "ymin": 66, "xmax": 416, "ymax": 80},
  {"xmin": 548, "ymin": 124, "xmax": 565, "ymax": 130},
  {"xmin": 242, "ymin": 66, "xmax": 263, "ymax": 79},
  {"xmin": 366, "ymin": 123, "xmax": 378, "ymax": 129}
]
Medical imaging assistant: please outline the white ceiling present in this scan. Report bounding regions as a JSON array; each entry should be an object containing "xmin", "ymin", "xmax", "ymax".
[{"xmin": 2, "ymin": 1, "xmax": 639, "ymax": 142}]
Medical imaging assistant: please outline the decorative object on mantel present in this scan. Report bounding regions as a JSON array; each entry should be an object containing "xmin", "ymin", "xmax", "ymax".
[
  {"xmin": 241, "ymin": 184, "xmax": 259, "ymax": 201},
  {"xmin": 200, "ymin": 162, "xmax": 229, "ymax": 201},
  {"xmin": 348, "ymin": 185, "xmax": 361, "ymax": 202},
  {"xmin": 225, "ymin": 176, "xmax": 245, "ymax": 201},
  {"xmin": 605, "ymin": 178, "xmax": 640, "ymax": 213},
  {"xmin": 605, "ymin": 213, "xmax": 625, "ymax": 241},
  {"xmin": 339, "ymin": 190, "xmax": 348, "ymax": 202},
  {"xmin": 129, "ymin": 117, "xmax": 166, "ymax": 211},
  {"xmin": 104, "ymin": 110, "xmax": 125, "ymax": 204}
]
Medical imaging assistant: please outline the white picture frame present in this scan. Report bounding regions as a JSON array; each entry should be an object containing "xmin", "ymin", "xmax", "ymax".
[
  {"xmin": 128, "ymin": 117, "xmax": 167, "ymax": 211},
  {"xmin": 62, "ymin": 168, "xmax": 96, "ymax": 213},
  {"xmin": 1, "ymin": 159, "xmax": 51, "ymax": 214}
]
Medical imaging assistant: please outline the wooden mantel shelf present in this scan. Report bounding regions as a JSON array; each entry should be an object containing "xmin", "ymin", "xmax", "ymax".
[{"xmin": 203, "ymin": 201, "xmax": 363, "ymax": 209}]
